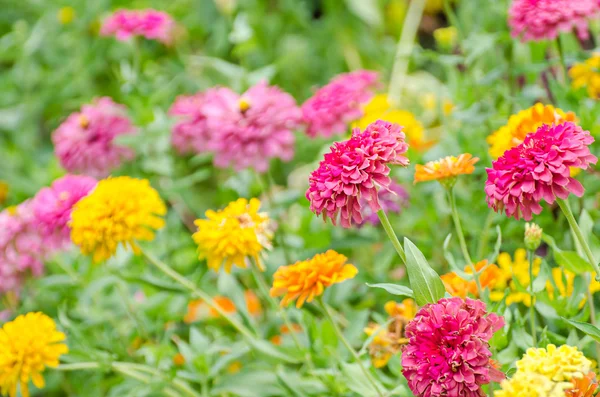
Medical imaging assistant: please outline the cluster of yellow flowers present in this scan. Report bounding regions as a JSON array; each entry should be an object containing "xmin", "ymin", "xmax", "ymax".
[
  {"xmin": 496, "ymin": 345, "xmax": 595, "ymax": 396},
  {"xmin": 570, "ymin": 54, "xmax": 600, "ymax": 99}
]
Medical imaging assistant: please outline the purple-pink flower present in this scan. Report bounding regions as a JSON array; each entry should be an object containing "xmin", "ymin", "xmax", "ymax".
[
  {"xmin": 486, "ymin": 122, "xmax": 597, "ymax": 221},
  {"xmin": 358, "ymin": 181, "xmax": 409, "ymax": 226},
  {"xmin": 306, "ymin": 120, "xmax": 409, "ymax": 228},
  {"xmin": 301, "ymin": 70, "xmax": 379, "ymax": 138},
  {"xmin": 52, "ymin": 97, "xmax": 136, "ymax": 178},
  {"xmin": 200, "ymin": 82, "xmax": 303, "ymax": 173},
  {"xmin": 32, "ymin": 175, "xmax": 97, "ymax": 249},
  {"xmin": 508, "ymin": 0, "xmax": 600, "ymax": 42},
  {"xmin": 402, "ymin": 297, "xmax": 505, "ymax": 397},
  {"xmin": 100, "ymin": 9, "xmax": 175, "ymax": 44},
  {"xmin": 169, "ymin": 92, "xmax": 212, "ymax": 155}
]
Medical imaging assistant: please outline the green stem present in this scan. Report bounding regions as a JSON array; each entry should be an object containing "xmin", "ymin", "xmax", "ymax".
[
  {"xmin": 388, "ymin": 0, "xmax": 426, "ymax": 107},
  {"xmin": 141, "ymin": 249, "xmax": 257, "ymax": 341},
  {"xmin": 56, "ymin": 362, "xmax": 100, "ymax": 371},
  {"xmin": 555, "ymin": 36, "xmax": 568, "ymax": 84},
  {"xmin": 258, "ymin": 171, "xmax": 292, "ymax": 265},
  {"xmin": 318, "ymin": 299, "xmax": 384, "ymax": 397},
  {"xmin": 584, "ymin": 273, "xmax": 600, "ymax": 361},
  {"xmin": 377, "ymin": 210, "xmax": 406, "ymax": 264},
  {"xmin": 476, "ymin": 211, "xmax": 495, "ymax": 261},
  {"xmin": 527, "ymin": 250, "xmax": 537, "ymax": 346}
]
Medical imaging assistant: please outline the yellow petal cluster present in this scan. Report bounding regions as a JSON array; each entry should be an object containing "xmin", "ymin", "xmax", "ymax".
[
  {"xmin": 193, "ymin": 198, "xmax": 273, "ymax": 273},
  {"xmin": 495, "ymin": 371, "xmax": 573, "ymax": 397},
  {"xmin": 414, "ymin": 153, "xmax": 478, "ymax": 185},
  {"xmin": 0, "ymin": 312, "xmax": 68, "ymax": 397},
  {"xmin": 569, "ymin": 54, "xmax": 600, "ymax": 99},
  {"xmin": 70, "ymin": 176, "xmax": 166, "ymax": 262},
  {"xmin": 489, "ymin": 249, "xmax": 540, "ymax": 307},
  {"xmin": 517, "ymin": 345, "xmax": 592, "ymax": 382},
  {"xmin": 487, "ymin": 103, "xmax": 577, "ymax": 158},
  {"xmin": 270, "ymin": 250, "xmax": 358, "ymax": 308}
]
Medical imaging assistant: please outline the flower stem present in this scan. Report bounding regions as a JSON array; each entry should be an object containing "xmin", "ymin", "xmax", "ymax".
[
  {"xmin": 377, "ymin": 210, "xmax": 406, "ymax": 264},
  {"xmin": 446, "ymin": 189, "xmax": 483, "ymax": 297},
  {"xmin": 527, "ymin": 250, "xmax": 537, "ymax": 346},
  {"xmin": 141, "ymin": 249, "xmax": 257, "ymax": 340},
  {"xmin": 318, "ymin": 298, "xmax": 384, "ymax": 397},
  {"xmin": 388, "ymin": 0, "xmax": 426, "ymax": 107},
  {"xmin": 555, "ymin": 36, "xmax": 568, "ymax": 84}
]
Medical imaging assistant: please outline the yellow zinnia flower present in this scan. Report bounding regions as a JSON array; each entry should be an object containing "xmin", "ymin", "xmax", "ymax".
[
  {"xmin": 70, "ymin": 176, "xmax": 166, "ymax": 263},
  {"xmin": 569, "ymin": 54, "xmax": 600, "ymax": 99},
  {"xmin": 489, "ymin": 249, "xmax": 540, "ymax": 306},
  {"xmin": 517, "ymin": 344, "xmax": 592, "ymax": 382},
  {"xmin": 414, "ymin": 153, "xmax": 479, "ymax": 186},
  {"xmin": 433, "ymin": 26, "xmax": 458, "ymax": 50},
  {"xmin": 270, "ymin": 250, "xmax": 358, "ymax": 308},
  {"xmin": 487, "ymin": 103, "xmax": 577, "ymax": 158},
  {"xmin": 193, "ymin": 198, "xmax": 273, "ymax": 273},
  {"xmin": 354, "ymin": 94, "xmax": 434, "ymax": 151},
  {"xmin": 0, "ymin": 312, "xmax": 68, "ymax": 397},
  {"xmin": 495, "ymin": 371, "xmax": 573, "ymax": 397}
]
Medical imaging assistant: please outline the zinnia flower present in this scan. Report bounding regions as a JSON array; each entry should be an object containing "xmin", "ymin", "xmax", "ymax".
[
  {"xmin": 441, "ymin": 260, "xmax": 502, "ymax": 298},
  {"xmin": 402, "ymin": 297, "xmax": 505, "ymax": 397},
  {"xmin": 306, "ymin": 120, "xmax": 409, "ymax": 227},
  {"xmin": 495, "ymin": 371, "xmax": 573, "ymax": 397},
  {"xmin": 570, "ymin": 54, "xmax": 600, "ymax": 99},
  {"xmin": 100, "ymin": 9, "xmax": 175, "ymax": 44},
  {"xmin": 302, "ymin": 70, "xmax": 379, "ymax": 138},
  {"xmin": 0, "ymin": 202, "xmax": 47, "ymax": 294},
  {"xmin": 508, "ymin": 0, "xmax": 600, "ymax": 42},
  {"xmin": 201, "ymin": 83, "xmax": 302, "ymax": 173},
  {"xmin": 168, "ymin": 92, "xmax": 213, "ymax": 155},
  {"xmin": 52, "ymin": 97, "xmax": 136, "ymax": 178},
  {"xmin": 193, "ymin": 198, "xmax": 273, "ymax": 273},
  {"xmin": 414, "ymin": 153, "xmax": 479, "ymax": 187},
  {"xmin": 485, "ymin": 122, "xmax": 597, "ymax": 221},
  {"xmin": 518, "ymin": 344, "xmax": 592, "ymax": 382},
  {"xmin": 487, "ymin": 103, "xmax": 576, "ymax": 159},
  {"xmin": 358, "ymin": 181, "xmax": 409, "ymax": 226},
  {"xmin": 184, "ymin": 291, "xmax": 262, "ymax": 323},
  {"xmin": 270, "ymin": 250, "xmax": 358, "ymax": 308},
  {"xmin": 566, "ymin": 372, "xmax": 599, "ymax": 397},
  {"xmin": 0, "ymin": 312, "xmax": 68, "ymax": 397},
  {"xmin": 489, "ymin": 249, "xmax": 541, "ymax": 306},
  {"xmin": 32, "ymin": 175, "xmax": 96, "ymax": 249},
  {"xmin": 70, "ymin": 177, "xmax": 166, "ymax": 262}
]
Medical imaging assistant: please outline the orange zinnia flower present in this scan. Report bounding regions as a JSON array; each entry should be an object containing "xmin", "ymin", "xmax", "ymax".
[
  {"xmin": 184, "ymin": 291, "xmax": 262, "ymax": 323},
  {"xmin": 414, "ymin": 153, "xmax": 479, "ymax": 187},
  {"xmin": 566, "ymin": 372, "xmax": 598, "ymax": 397},
  {"xmin": 270, "ymin": 323, "xmax": 303, "ymax": 346},
  {"xmin": 441, "ymin": 260, "xmax": 501, "ymax": 298},
  {"xmin": 270, "ymin": 250, "xmax": 358, "ymax": 308}
]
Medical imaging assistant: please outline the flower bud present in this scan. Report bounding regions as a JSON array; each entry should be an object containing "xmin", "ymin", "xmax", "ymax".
[{"xmin": 524, "ymin": 223, "xmax": 543, "ymax": 251}]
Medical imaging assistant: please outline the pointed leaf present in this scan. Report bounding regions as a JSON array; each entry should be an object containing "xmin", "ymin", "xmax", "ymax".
[
  {"xmin": 562, "ymin": 318, "xmax": 600, "ymax": 343},
  {"xmin": 366, "ymin": 283, "xmax": 414, "ymax": 298},
  {"xmin": 404, "ymin": 238, "xmax": 446, "ymax": 306}
]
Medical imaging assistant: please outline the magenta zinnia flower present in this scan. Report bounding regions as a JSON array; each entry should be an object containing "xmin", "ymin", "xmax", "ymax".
[
  {"xmin": 358, "ymin": 181, "xmax": 409, "ymax": 226},
  {"xmin": 32, "ymin": 175, "xmax": 97, "ymax": 249},
  {"xmin": 100, "ymin": 9, "xmax": 175, "ymax": 44},
  {"xmin": 0, "ymin": 202, "xmax": 48, "ymax": 294},
  {"xmin": 52, "ymin": 97, "xmax": 136, "ymax": 178},
  {"xmin": 306, "ymin": 120, "xmax": 409, "ymax": 228},
  {"xmin": 402, "ymin": 297, "xmax": 505, "ymax": 397},
  {"xmin": 201, "ymin": 82, "xmax": 303, "ymax": 173},
  {"xmin": 486, "ymin": 122, "xmax": 597, "ymax": 220},
  {"xmin": 508, "ymin": 0, "xmax": 600, "ymax": 42},
  {"xmin": 168, "ymin": 92, "xmax": 213, "ymax": 155},
  {"xmin": 301, "ymin": 70, "xmax": 379, "ymax": 138}
]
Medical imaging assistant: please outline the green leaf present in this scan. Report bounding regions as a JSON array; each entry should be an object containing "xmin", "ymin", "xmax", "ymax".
[
  {"xmin": 487, "ymin": 226, "xmax": 502, "ymax": 264},
  {"xmin": 248, "ymin": 339, "xmax": 300, "ymax": 364},
  {"xmin": 341, "ymin": 362, "xmax": 386, "ymax": 397},
  {"xmin": 404, "ymin": 238, "xmax": 446, "ymax": 306},
  {"xmin": 562, "ymin": 318, "xmax": 600, "ymax": 343},
  {"xmin": 543, "ymin": 234, "xmax": 594, "ymax": 274},
  {"xmin": 365, "ymin": 283, "xmax": 414, "ymax": 298}
]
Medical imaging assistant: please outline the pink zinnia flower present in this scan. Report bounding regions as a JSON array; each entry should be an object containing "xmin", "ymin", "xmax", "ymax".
[
  {"xmin": 485, "ymin": 122, "xmax": 597, "ymax": 221},
  {"xmin": 100, "ymin": 9, "xmax": 175, "ymax": 44},
  {"xmin": 508, "ymin": 0, "xmax": 600, "ymax": 42},
  {"xmin": 201, "ymin": 82, "xmax": 303, "ymax": 173},
  {"xmin": 402, "ymin": 297, "xmax": 505, "ymax": 397},
  {"xmin": 301, "ymin": 70, "xmax": 379, "ymax": 138},
  {"xmin": 358, "ymin": 181, "xmax": 409, "ymax": 226},
  {"xmin": 32, "ymin": 175, "xmax": 97, "ymax": 249},
  {"xmin": 306, "ymin": 120, "xmax": 409, "ymax": 228},
  {"xmin": 168, "ymin": 93, "xmax": 212, "ymax": 155},
  {"xmin": 52, "ymin": 97, "xmax": 136, "ymax": 178},
  {"xmin": 0, "ymin": 202, "xmax": 47, "ymax": 294}
]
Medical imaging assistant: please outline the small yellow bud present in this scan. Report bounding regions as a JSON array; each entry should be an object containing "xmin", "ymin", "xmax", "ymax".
[
  {"xmin": 58, "ymin": 7, "xmax": 76, "ymax": 25},
  {"xmin": 525, "ymin": 223, "xmax": 543, "ymax": 251},
  {"xmin": 433, "ymin": 26, "xmax": 458, "ymax": 50},
  {"xmin": 239, "ymin": 97, "xmax": 251, "ymax": 113}
]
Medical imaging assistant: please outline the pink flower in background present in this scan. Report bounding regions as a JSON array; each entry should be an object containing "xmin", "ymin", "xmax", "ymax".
[
  {"xmin": 0, "ymin": 202, "xmax": 48, "ymax": 294},
  {"xmin": 52, "ymin": 97, "xmax": 136, "ymax": 178},
  {"xmin": 508, "ymin": 0, "xmax": 600, "ymax": 42},
  {"xmin": 301, "ymin": 70, "xmax": 379, "ymax": 138},
  {"xmin": 306, "ymin": 120, "xmax": 409, "ymax": 228},
  {"xmin": 100, "ymin": 9, "xmax": 175, "ymax": 44},
  {"xmin": 201, "ymin": 82, "xmax": 303, "ymax": 173},
  {"xmin": 32, "ymin": 175, "xmax": 97, "ymax": 249},
  {"xmin": 358, "ymin": 181, "xmax": 409, "ymax": 226},
  {"xmin": 169, "ymin": 93, "xmax": 212, "ymax": 155},
  {"xmin": 402, "ymin": 297, "xmax": 505, "ymax": 397},
  {"xmin": 486, "ymin": 122, "xmax": 597, "ymax": 220}
]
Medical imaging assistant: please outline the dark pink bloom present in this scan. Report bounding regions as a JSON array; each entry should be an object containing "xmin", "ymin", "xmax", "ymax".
[
  {"xmin": 358, "ymin": 181, "xmax": 409, "ymax": 226},
  {"xmin": 402, "ymin": 297, "xmax": 505, "ymax": 397},
  {"xmin": 301, "ymin": 70, "xmax": 379, "ymax": 138},
  {"xmin": 100, "ymin": 9, "xmax": 175, "ymax": 44},
  {"xmin": 306, "ymin": 120, "xmax": 409, "ymax": 228},
  {"xmin": 32, "ymin": 175, "xmax": 97, "ymax": 249},
  {"xmin": 52, "ymin": 97, "xmax": 136, "ymax": 178},
  {"xmin": 201, "ymin": 82, "xmax": 303, "ymax": 173},
  {"xmin": 169, "ymin": 93, "xmax": 212, "ymax": 155},
  {"xmin": 509, "ymin": 0, "xmax": 600, "ymax": 42},
  {"xmin": 486, "ymin": 122, "xmax": 597, "ymax": 220}
]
